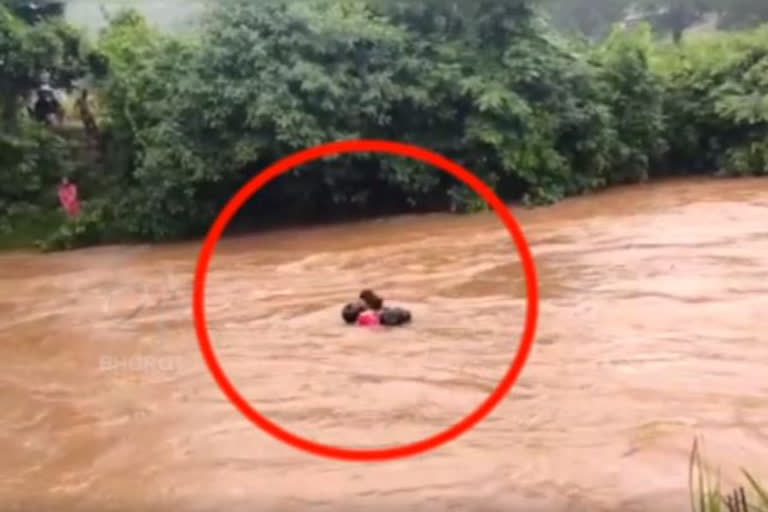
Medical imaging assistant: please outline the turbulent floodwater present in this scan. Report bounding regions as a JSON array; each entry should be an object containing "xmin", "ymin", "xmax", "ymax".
[{"xmin": 1, "ymin": 178, "xmax": 767, "ymax": 512}]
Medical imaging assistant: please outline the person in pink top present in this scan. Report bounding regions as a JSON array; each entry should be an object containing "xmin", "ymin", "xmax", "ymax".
[
  {"xmin": 357, "ymin": 309, "xmax": 380, "ymax": 326},
  {"xmin": 57, "ymin": 177, "xmax": 81, "ymax": 218}
]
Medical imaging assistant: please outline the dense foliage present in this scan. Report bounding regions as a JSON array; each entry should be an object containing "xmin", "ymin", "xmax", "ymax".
[
  {"xmin": 653, "ymin": 27, "xmax": 768, "ymax": 175},
  {"xmin": 0, "ymin": 0, "xmax": 766, "ymax": 250},
  {"xmin": 0, "ymin": 1, "xmax": 89, "ymax": 241}
]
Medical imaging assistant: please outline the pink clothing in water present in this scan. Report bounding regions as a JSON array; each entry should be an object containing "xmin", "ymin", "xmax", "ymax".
[
  {"xmin": 57, "ymin": 183, "xmax": 80, "ymax": 217},
  {"xmin": 357, "ymin": 310, "xmax": 380, "ymax": 327}
]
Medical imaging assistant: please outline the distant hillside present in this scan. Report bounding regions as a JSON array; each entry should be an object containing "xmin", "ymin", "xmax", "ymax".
[
  {"xmin": 620, "ymin": 10, "xmax": 720, "ymax": 33},
  {"xmin": 63, "ymin": 0, "xmax": 204, "ymax": 34}
]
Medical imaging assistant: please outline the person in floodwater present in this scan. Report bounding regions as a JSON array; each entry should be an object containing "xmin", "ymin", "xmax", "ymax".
[
  {"xmin": 341, "ymin": 301, "xmax": 367, "ymax": 325},
  {"xmin": 379, "ymin": 306, "xmax": 411, "ymax": 326},
  {"xmin": 340, "ymin": 289, "xmax": 412, "ymax": 327}
]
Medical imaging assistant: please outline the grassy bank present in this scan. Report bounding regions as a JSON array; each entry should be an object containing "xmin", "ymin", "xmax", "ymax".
[
  {"xmin": 690, "ymin": 439, "xmax": 768, "ymax": 512},
  {"xmin": 0, "ymin": 209, "xmax": 64, "ymax": 251}
]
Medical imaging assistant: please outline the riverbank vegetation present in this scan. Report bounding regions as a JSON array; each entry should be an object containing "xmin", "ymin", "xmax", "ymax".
[
  {"xmin": 1, "ymin": 0, "xmax": 767, "ymax": 250},
  {"xmin": 690, "ymin": 439, "xmax": 768, "ymax": 512}
]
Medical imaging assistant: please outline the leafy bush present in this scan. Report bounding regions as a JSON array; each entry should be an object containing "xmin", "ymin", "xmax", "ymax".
[
  {"xmin": 594, "ymin": 24, "xmax": 668, "ymax": 182},
  {"xmin": 91, "ymin": 0, "xmax": 662, "ymax": 236},
  {"xmin": 689, "ymin": 438, "xmax": 768, "ymax": 512},
  {"xmin": 0, "ymin": 3, "xmax": 91, "ymax": 128},
  {"xmin": 37, "ymin": 198, "xmax": 112, "ymax": 251},
  {"xmin": 654, "ymin": 26, "xmax": 768, "ymax": 175},
  {"xmin": 0, "ymin": 120, "xmax": 74, "ymax": 218}
]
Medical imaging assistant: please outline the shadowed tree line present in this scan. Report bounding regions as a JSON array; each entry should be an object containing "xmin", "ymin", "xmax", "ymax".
[{"xmin": 0, "ymin": 0, "xmax": 767, "ymax": 250}]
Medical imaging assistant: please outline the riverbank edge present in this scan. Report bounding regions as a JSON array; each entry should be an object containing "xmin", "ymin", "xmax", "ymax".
[{"xmin": 0, "ymin": 174, "xmax": 760, "ymax": 254}]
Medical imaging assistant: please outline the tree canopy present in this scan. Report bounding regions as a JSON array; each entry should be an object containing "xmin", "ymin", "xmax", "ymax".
[{"xmin": 0, "ymin": 0, "xmax": 767, "ymax": 250}]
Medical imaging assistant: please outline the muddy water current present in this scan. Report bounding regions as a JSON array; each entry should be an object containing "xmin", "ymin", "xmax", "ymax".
[{"xmin": 1, "ymin": 178, "xmax": 767, "ymax": 511}]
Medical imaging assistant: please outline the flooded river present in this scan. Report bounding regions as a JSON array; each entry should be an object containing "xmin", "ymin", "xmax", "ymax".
[{"xmin": 1, "ymin": 178, "xmax": 767, "ymax": 511}]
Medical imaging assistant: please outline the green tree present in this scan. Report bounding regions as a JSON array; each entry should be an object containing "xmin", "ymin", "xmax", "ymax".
[
  {"xmin": 0, "ymin": 2, "xmax": 90, "ymax": 242},
  {"xmin": 0, "ymin": 3, "xmax": 89, "ymax": 130},
  {"xmin": 10, "ymin": 0, "xmax": 766, "ymax": 252},
  {"xmin": 655, "ymin": 24, "xmax": 768, "ymax": 174}
]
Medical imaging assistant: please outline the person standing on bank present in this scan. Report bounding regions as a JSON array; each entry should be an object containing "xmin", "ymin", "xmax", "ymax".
[{"xmin": 57, "ymin": 177, "xmax": 81, "ymax": 218}]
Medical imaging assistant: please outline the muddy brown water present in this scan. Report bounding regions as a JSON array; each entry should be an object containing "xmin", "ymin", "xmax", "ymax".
[{"xmin": 1, "ymin": 178, "xmax": 767, "ymax": 511}]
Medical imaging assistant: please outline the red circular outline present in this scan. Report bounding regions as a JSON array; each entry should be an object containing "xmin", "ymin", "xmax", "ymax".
[{"xmin": 193, "ymin": 139, "xmax": 539, "ymax": 462}]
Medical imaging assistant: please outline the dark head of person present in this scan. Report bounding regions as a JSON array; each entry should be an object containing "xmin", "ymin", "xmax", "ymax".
[
  {"xmin": 379, "ymin": 307, "xmax": 412, "ymax": 327},
  {"xmin": 359, "ymin": 289, "xmax": 383, "ymax": 311},
  {"xmin": 341, "ymin": 301, "xmax": 366, "ymax": 324}
]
